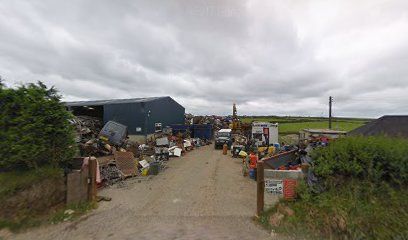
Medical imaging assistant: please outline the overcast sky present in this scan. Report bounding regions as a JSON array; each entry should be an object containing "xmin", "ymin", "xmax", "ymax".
[{"xmin": 1, "ymin": 0, "xmax": 407, "ymax": 117}]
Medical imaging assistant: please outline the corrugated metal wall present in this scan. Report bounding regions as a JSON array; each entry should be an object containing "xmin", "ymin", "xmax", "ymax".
[
  {"xmin": 145, "ymin": 97, "xmax": 185, "ymax": 134},
  {"xmin": 103, "ymin": 97, "xmax": 185, "ymax": 135},
  {"xmin": 103, "ymin": 102, "xmax": 145, "ymax": 135}
]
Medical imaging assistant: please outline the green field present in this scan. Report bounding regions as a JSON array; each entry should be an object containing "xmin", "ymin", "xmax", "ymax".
[{"xmin": 241, "ymin": 116, "xmax": 370, "ymax": 135}]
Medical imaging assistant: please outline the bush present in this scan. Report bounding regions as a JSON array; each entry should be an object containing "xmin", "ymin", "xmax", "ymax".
[
  {"xmin": 311, "ymin": 136, "xmax": 408, "ymax": 188},
  {"xmin": 264, "ymin": 136, "xmax": 408, "ymax": 239},
  {"xmin": 0, "ymin": 81, "xmax": 76, "ymax": 170}
]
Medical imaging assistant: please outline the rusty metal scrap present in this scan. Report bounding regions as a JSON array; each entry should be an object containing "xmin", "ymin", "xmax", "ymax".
[
  {"xmin": 114, "ymin": 151, "xmax": 137, "ymax": 177},
  {"xmin": 70, "ymin": 115, "xmax": 103, "ymax": 143}
]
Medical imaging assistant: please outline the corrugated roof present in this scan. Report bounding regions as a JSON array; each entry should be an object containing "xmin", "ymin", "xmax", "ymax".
[
  {"xmin": 348, "ymin": 115, "xmax": 408, "ymax": 138},
  {"xmin": 64, "ymin": 96, "xmax": 168, "ymax": 107}
]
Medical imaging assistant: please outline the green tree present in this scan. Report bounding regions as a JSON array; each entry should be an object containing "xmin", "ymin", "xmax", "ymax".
[{"xmin": 0, "ymin": 81, "xmax": 76, "ymax": 170}]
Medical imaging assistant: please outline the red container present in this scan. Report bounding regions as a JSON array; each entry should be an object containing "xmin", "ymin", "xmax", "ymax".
[
  {"xmin": 249, "ymin": 153, "xmax": 258, "ymax": 169},
  {"xmin": 283, "ymin": 179, "xmax": 298, "ymax": 200}
]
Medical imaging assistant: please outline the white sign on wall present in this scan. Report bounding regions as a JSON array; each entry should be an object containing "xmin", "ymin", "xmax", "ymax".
[{"xmin": 265, "ymin": 179, "xmax": 283, "ymax": 195}]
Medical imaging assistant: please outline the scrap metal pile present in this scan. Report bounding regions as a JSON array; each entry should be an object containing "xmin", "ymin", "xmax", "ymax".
[
  {"xmin": 184, "ymin": 113, "xmax": 237, "ymax": 132},
  {"xmin": 237, "ymin": 130, "xmax": 338, "ymax": 187},
  {"xmin": 69, "ymin": 118, "xmax": 213, "ymax": 189},
  {"xmin": 70, "ymin": 115, "xmax": 103, "ymax": 143},
  {"xmin": 96, "ymin": 130, "xmax": 212, "ymax": 187}
]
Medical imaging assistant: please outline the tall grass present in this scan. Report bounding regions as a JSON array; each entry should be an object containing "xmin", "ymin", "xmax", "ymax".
[{"xmin": 0, "ymin": 166, "xmax": 63, "ymax": 200}]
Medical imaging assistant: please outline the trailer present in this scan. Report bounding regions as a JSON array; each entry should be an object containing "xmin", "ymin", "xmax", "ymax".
[{"xmin": 251, "ymin": 122, "xmax": 278, "ymax": 146}]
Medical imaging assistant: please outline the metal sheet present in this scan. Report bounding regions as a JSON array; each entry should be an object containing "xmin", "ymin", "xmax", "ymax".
[
  {"xmin": 262, "ymin": 150, "xmax": 297, "ymax": 169},
  {"xmin": 114, "ymin": 152, "xmax": 136, "ymax": 177}
]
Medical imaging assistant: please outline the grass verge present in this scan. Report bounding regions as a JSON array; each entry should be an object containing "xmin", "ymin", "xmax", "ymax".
[
  {"xmin": 49, "ymin": 202, "xmax": 97, "ymax": 224},
  {"xmin": 0, "ymin": 166, "xmax": 97, "ymax": 232},
  {"xmin": 0, "ymin": 166, "xmax": 62, "ymax": 200},
  {"xmin": 265, "ymin": 181, "xmax": 408, "ymax": 239},
  {"xmin": 0, "ymin": 202, "xmax": 96, "ymax": 232}
]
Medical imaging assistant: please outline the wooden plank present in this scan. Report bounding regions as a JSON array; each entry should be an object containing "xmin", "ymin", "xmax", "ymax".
[
  {"xmin": 67, "ymin": 168, "xmax": 89, "ymax": 205},
  {"xmin": 88, "ymin": 157, "xmax": 97, "ymax": 202}
]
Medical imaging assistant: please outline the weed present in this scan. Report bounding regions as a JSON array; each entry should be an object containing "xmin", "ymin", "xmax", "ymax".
[{"xmin": 49, "ymin": 202, "xmax": 97, "ymax": 224}]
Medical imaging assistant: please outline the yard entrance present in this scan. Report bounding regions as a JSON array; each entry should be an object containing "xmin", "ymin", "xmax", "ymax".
[{"xmin": 12, "ymin": 145, "xmax": 272, "ymax": 240}]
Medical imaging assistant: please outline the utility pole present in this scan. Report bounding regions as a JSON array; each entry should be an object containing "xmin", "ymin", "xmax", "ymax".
[{"xmin": 329, "ymin": 96, "xmax": 333, "ymax": 129}]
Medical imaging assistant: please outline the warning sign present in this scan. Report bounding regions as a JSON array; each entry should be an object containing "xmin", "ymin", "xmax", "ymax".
[{"xmin": 265, "ymin": 179, "xmax": 283, "ymax": 195}]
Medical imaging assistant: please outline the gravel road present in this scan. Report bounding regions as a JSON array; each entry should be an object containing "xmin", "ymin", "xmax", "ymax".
[{"xmin": 10, "ymin": 144, "xmax": 273, "ymax": 240}]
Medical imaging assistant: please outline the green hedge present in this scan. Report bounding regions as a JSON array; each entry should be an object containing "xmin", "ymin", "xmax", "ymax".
[
  {"xmin": 266, "ymin": 136, "xmax": 408, "ymax": 239},
  {"xmin": 0, "ymin": 81, "xmax": 75, "ymax": 170},
  {"xmin": 311, "ymin": 136, "xmax": 408, "ymax": 187}
]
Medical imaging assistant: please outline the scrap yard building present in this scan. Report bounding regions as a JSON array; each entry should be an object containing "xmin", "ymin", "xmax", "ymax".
[{"xmin": 66, "ymin": 97, "xmax": 185, "ymax": 135}]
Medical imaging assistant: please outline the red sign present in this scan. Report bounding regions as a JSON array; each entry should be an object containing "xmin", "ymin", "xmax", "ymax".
[{"xmin": 263, "ymin": 127, "xmax": 269, "ymax": 135}]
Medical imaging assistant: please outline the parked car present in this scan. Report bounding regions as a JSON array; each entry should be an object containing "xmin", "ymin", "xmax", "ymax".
[{"xmin": 214, "ymin": 129, "xmax": 232, "ymax": 149}]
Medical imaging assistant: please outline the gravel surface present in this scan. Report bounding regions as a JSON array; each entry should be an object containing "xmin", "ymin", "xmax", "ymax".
[{"xmin": 10, "ymin": 144, "xmax": 274, "ymax": 240}]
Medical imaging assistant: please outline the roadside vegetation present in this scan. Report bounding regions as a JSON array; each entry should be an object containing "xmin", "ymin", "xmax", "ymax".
[
  {"xmin": 241, "ymin": 116, "xmax": 369, "ymax": 135},
  {"xmin": 0, "ymin": 81, "xmax": 76, "ymax": 170},
  {"xmin": 0, "ymin": 166, "xmax": 62, "ymax": 201},
  {"xmin": 0, "ymin": 201, "xmax": 96, "ymax": 232},
  {"xmin": 0, "ymin": 81, "xmax": 78, "ymax": 231},
  {"xmin": 262, "ymin": 136, "xmax": 408, "ymax": 239}
]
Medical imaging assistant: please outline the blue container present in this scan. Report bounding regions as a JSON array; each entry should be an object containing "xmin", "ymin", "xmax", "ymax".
[
  {"xmin": 192, "ymin": 124, "xmax": 213, "ymax": 140},
  {"xmin": 170, "ymin": 124, "xmax": 191, "ymax": 136},
  {"xmin": 249, "ymin": 169, "xmax": 256, "ymax": 180}
]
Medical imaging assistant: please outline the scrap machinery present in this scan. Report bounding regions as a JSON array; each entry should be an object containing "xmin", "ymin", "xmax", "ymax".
[{"xmin": 231, "ymin": 103, "xmax": 241, "ymax": 134}]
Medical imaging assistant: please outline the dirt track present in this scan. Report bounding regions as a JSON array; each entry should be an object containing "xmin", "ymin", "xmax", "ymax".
[{"xmin": 11, "ymin": 144, "xmax": 273, "ymax": 240}]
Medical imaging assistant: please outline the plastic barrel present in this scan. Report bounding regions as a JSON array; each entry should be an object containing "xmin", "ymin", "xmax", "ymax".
[{"xmin": 223, "ymin": 144, "xmax": 228, "ymax": 155}]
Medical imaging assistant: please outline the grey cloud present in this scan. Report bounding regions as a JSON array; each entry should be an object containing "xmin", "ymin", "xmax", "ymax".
[{"xmin": 0, "ymin": 0, "xmax": 407, "ymax": 117}]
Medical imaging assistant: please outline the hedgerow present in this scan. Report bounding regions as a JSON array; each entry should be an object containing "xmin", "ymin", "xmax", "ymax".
[
  {"xmin": 267, "ymin": 136, "xmax": 408, "ymax": 240},
  {"xmin": 0, "ymin": 81, "xmax": 76, "ymax": 170},
  {"xmin": 311, "ymin": 136, "xmax": 408, "ymax": 187}
]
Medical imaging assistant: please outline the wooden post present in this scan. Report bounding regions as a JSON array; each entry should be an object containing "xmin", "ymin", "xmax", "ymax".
[
  {"xmin": 88, "ymin": 157, "xmax": 97, "ymax": 202},
  {"xmin": 256, "ymin": 160, "xmax": 264, "ymax": 217}
]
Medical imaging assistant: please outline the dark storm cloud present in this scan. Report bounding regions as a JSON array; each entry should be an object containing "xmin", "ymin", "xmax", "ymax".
[{"xmin": 1, "ymin": 0, "xmax": 408, "ymax": 117}]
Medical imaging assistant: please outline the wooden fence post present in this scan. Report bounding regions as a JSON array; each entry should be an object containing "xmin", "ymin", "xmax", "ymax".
[
  {"xmin": 256, "ymin": 160, "xmax": 264, "ymax": 217},
  {"xmin": 88, "ymin": 157, "xmax": 97, "ymax": 202}
]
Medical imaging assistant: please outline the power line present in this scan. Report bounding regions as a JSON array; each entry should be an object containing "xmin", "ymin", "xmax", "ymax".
[{"xmin": 335, "ymin": 97, "xmax": 407, "ymax": 102}]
